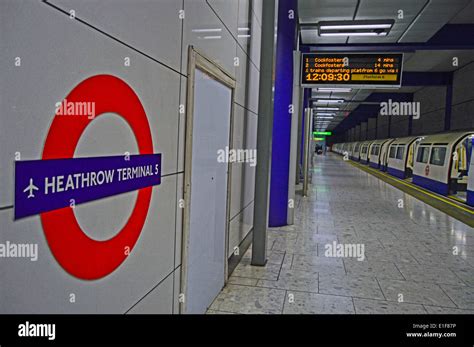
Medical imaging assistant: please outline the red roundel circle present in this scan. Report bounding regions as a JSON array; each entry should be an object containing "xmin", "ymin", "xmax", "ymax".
[{"xmin": 41, "ymin": 75, "xmax": 153, "ymax": 280}]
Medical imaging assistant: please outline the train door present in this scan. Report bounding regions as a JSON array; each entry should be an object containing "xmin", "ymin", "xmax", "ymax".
[
  {"xmin": 380, "ymin": 141, "xmax": 391, "ymax": 171},
  {"xmin": 374, "ymin": 144, "xmax": 381, "ymax": 167},
  {"xmin": 449, "ymin": 134, "xmax": 474, "ymax": 202},
  {"xmin": 369, "ymin": 143, "xmax": 377, "ymax": 167},
  {"xmin": 406, "ymin": 138, "xmax": 422, "ymax": 179},
  {"xmin": 361, "ymin": 143, "xmax": 368, "ymax": 163},
  {"xmin": 364, "ymin": 143, "xmax": 370, "ymax": 163},
  {"xmin": 353, "ymin": 143, "xmax": 361, "ymax": 161}
]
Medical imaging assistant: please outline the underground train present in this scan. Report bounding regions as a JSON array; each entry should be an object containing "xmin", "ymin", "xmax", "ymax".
[{"xmin": 332, "ymin": 131, "xmax": 474, "ymax": 207}]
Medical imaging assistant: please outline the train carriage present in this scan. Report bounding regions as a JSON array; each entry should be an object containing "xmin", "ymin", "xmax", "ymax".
[
  {"xmin": 379, "ymin": 139, "xmax": 395, "ymax": 172},
  {"xmin": 386, "ymin": 136, "xmax": 423, "ymax": 179},
  {"xmin": 351, "ymin": 142, "xmax": 361, "ymax": 161},
  {"xmin": 413, "ymin": 132, "xmax": 474, "ymax": 202},
  {"xmin": 342, "ymin": 142, "xmax": 352, "ymax": 159},
  {"xmin": 359, "ymin": 141, "xmax": 373, "ymax": 164},
  {"xmin": 333, "ymin": 132, "xmax": 474, "ymax": 207},
  {"xmin": 368, "ymin": 139, "xmax": 393, "ymax": 170},
  {"xmin": 468, "ymin": 149, "xmax": 474, "ymax": 206},
  {"xmin": 347, "ymin": 142, "xmax": 354, "ymax": 159}
]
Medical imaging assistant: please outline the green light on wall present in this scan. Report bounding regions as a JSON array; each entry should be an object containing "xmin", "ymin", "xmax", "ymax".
[
  {"xmin": 313, "ymin": 131, "xmax": 332, "ymax": 136},
  {"xmin": 313, "ymin": 137, "xmax": 325, "ymax": 141}
]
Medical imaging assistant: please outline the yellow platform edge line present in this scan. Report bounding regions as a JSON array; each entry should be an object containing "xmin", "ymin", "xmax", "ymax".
[
  {"xmin": 347, "ymin": 159, "xmax": 474, "ymax": 215},
  {"xmin": 449, "ymin": 195, "xmax": 466, "ymax": 203}
]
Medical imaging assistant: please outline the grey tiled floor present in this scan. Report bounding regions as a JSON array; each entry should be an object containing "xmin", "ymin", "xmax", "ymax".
[{"xmin": 208, "ymin": 154, "xmax": 474, "ymax": 314}]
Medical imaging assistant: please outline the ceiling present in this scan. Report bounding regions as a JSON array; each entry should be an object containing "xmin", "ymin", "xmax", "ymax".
[
  {"xmin": 299, "ymin": 0, "xmax": 472, "ymax": 44},
  {"xmin": 299, "ymin": 0, "xmax": 474, "ymax": 132}
]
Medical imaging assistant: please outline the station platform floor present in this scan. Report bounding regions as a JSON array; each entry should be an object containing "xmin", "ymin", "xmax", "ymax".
[{"xmin": 207, "ymin": 153, "xmax": 474, "ymax": 314}]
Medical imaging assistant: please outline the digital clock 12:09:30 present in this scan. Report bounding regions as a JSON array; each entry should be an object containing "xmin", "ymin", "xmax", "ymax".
[{"xmin": 305, "ymin": 73, "xmax": 350, "ymax": 82}]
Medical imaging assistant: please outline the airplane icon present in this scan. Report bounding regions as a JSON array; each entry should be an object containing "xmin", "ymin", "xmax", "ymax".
[{"xmin": 23, "ymin": 178, "xmax": 39, "ymax": 199}]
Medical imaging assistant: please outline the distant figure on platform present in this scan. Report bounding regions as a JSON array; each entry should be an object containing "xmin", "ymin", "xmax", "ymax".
[{"xmin": 315, "ymin": 144, "xmax": 323, "ymax": 155}]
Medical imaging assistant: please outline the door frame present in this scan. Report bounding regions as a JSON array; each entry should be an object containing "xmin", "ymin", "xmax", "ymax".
[{"xmin": 179, "ymin": 46, "xmax": 236, "ymax": 314}]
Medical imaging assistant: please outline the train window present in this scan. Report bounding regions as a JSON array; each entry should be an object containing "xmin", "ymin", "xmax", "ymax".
[
  {"xmin": 355, "ymin": 144, "xmax": 360, "ymax": 152},
  {"xmin": 362, "ymin": 145, "xmax": 367, "ymax": 154},
  {"xmin": 375, "ymin": 145, "xmax": 380, "ymax": 156},
  {"xmin": 370, "ymin": 145, "xmax": 378, "ymax": 155},
  {"xmin": 389, "ymin": 145, "xmax": 397, "ymax": 158},
  {"xmin": 417, "ymin": 146, "xmax": 430, "ymax": 163},
  {"xmin": 430, "ymin": 146, "xmax": 447, "ymax": 166},
  {"xmin": 396, "ymin": 146, "xmax": 405, "ymax": 160}
]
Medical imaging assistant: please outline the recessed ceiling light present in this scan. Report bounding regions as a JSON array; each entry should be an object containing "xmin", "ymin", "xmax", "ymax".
[
  {"xmin": 201, "ymin": 36, "xmax": 222, "ymax": 40},
  {"xmin": 192, "ymin": 28, "xmax": 222, "ymax": 33},
  {"xmin": 316, "ymin": 99, "xmax": 345, "ymax": 104},
  {"xmin": 319, "ymin": 24, "xmax": 392, "ymax": 30},
  {"xmin": 316, "ymin": 107, "xmax": 339, "ymax": 111},
  {"xmin": 321, "ymin": 32, "xmax": 388, "ymax": 37},
  {"xmin": 318, "ymin": 20, "xmax": 394, "ymax": 37}
]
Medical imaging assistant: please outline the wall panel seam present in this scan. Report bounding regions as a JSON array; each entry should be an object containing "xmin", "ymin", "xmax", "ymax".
[
  {"xmin": 124, "ymin": 264, "xmax": 181, "ymax": 314},
  {"xmin": 42, "ymin": 0, "xmax": 186, "ymax": 77},
  {"xmin": 234, "ymin": 101, "xmax": 259, "ymax": 117},
  {"xmin": 205, "ymin": 0, "xmax": 260, "ymax": 73},
  {"xmin": 229, "ymin": 199, "xmax": 254, "ymax": 222}
]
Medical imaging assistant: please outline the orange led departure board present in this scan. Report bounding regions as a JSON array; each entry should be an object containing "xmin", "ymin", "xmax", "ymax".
[{"xmin": 301, "ymin": 53, "xmax": 403, "ymax": 88}]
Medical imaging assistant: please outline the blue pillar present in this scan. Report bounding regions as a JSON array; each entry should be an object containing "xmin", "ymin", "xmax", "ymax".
[{"xmin": 269, "ymin": 0, "xmax": 297, "ymax": 227}]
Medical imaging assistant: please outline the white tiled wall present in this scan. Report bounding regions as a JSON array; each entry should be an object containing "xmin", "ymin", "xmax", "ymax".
[{"xmin": 0, "ymin": 0, "xmax": 261, "ymax": 313}]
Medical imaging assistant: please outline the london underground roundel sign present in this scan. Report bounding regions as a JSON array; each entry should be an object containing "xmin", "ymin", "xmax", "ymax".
[{"xmin": 40, "ymin": 75, "xmax": 154, "ymax": 280}]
